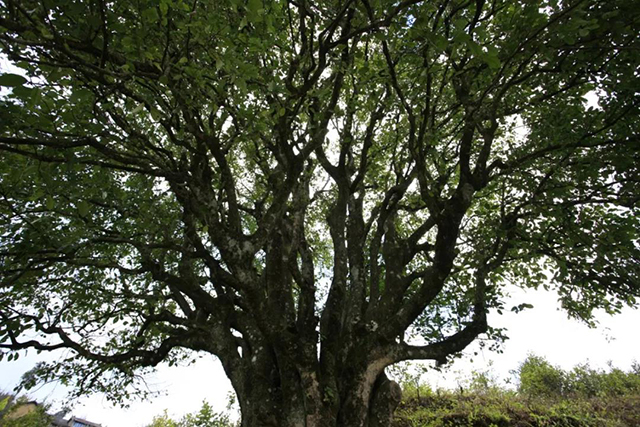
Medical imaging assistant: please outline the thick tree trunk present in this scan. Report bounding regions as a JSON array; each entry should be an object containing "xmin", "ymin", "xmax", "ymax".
[
  {"xmin": 368, "ymin": 374, "xmax": 403, "ymax": 427},
  {"xmin": 234, "ymin": 366, "xmax": 401, "ymax": 427}
]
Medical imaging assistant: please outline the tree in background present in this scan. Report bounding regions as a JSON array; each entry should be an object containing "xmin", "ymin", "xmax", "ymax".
[
  {"xmin": 146, "ymin": 401, "xmax": 232, "ymax": 427},
  {"xmin": 0, "ymin": 395, "xmax": 51, "ymax": 427},
  {"xmin": 517, "ymin": 355, "xmax": 566, "ymax": 399},
  {"xmin": 179, "ymin": 401, "xmax": 233, "ymax": 427},
  {"xmin": 146, "ymin": 412, "xmax": 179, "ymax": 427},
  {"xmin": 0, "ymin": 0, "xmax": 638, "ymax": 425}
]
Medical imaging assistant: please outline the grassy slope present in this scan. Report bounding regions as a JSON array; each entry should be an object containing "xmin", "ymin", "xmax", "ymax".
[
  {"xmin": 392, "ymin": 356, "xmax": 640, "ymax": 427},
  {"xmin": 393, "ymin": 390, "xmax": 640, "ymax": 427}
]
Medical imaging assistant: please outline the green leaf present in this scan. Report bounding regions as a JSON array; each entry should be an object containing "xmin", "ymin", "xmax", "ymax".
[
  {"xmin": 10, "ymin": 85, "xmax": 35, "ymax": 99},
  {"xmin": 432, "ymin": 34, "xmax": 448, "ymax": 52},
  {"xmin": 78, "ymin": 200, "xmax": 90, "ymax": 217},
  {"xmin": 453, "ymin": 18, "xmax": 467, "ymax": 32},
  {"xmin": 483, "ymin": 53, "xmax": 501, "ymax": 70},
  {"xmin": 159, "ymin": 0, "xmax": 169, "ymax": 16},
  {"xmin": 150, "ymin": 108, "xmax": 162, "ymax": 121},
  {"xmin": 0, "ymin": 396, "xmax": 9, "ymax": 411},
  {"xmin": 467, "ymin": 40, "xmax": 483, "ymax": 57},
  {"xmin": 452, "ymin": 31, "xmax": 471, "ymax": 45},
  {"xmin": 511, "ymin": 303, "xmax": 534, "ymax": 313},
  {"xmin": 247, "ymin": 0, "xmax": 263, "ymax": 22},
  {"xmin": 0, "ymin": 73, "xmax": 27, "ymax": 87},
  {"xmin": 142, "ymin": 7, "xmax": 159, "ymax": 22},
  {"xmin": 70, "ymin": 87, "xmax": 94, "ymax": 104},
  {"xmin": 46, "ymin": 196, "xmax": 55, "ymax": 210}
]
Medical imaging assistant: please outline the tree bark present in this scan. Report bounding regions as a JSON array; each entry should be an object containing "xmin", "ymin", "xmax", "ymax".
[
  {"xmin": 233, "ymin": 359, "xmax": 402, "ymax": 427},
  {"xmin": 368, "ymin": 373, "xmax": 402, "ymax": 427}
]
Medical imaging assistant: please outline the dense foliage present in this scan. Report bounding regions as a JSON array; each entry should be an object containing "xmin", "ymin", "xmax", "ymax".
[
  {"xmin": 0, "ymin": 0, "xmax": 639, "ymax": 425},
  {"xmin": 394, "ymin": 356, "xmax": 640, "ymax": 427}
]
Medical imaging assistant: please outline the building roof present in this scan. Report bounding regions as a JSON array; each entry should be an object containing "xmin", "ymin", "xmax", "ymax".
[
  {"xmin": 51, "ymin": 416, "xmax": 69, "ymax": 427},
  {"xmin": 69, "ymin": 416, "xmax": 103, "ymax": 427}
]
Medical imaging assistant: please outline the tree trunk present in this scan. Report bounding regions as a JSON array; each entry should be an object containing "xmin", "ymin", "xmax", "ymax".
[
  {"xmin": 368, "ymin": 373, "xmax": 403, "ymax": 427},
  {"xmin": 233, "ymin": 362, "xmax": 402, "ymax": 427}
]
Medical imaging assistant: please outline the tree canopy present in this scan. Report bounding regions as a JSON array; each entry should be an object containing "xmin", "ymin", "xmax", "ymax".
[{"xmin": 0, "ymin": 0, "xmax": 638, "ymax": 425}]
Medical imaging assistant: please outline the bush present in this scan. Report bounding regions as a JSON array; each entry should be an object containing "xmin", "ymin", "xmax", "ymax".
[{"xmin": 517, "ymin": 355, "xmax": 566, "ymax": 398}]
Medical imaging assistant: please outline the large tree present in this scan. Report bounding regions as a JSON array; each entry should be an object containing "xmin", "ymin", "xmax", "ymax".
[{"xmin": 0, "ymin": 0, "xmax": 638, "ymax": 425}]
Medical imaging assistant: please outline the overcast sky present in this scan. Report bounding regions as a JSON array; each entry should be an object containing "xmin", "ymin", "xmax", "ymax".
[{"xmin": 2, "ymin": 286, "xmax": 639, "ymax": 427}]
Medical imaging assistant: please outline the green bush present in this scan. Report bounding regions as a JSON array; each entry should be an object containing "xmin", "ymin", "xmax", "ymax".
[{"xmin": 517, "ymin": 355, "xmax": 566, "ymax": 398}]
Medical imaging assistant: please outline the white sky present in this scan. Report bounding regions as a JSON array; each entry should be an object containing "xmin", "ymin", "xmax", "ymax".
[{"xmin": 1, "ymin": 286, "xmax": 639, "ymax": 427}]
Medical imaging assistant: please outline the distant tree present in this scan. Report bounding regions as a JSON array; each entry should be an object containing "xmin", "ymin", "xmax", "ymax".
[
  {"xmin": 145, "ymin": 401, "xmax": 232, "ymax": 427},
  {"xmin": 517, "ymin": 355, "xmax": 566, "ymax": 399},
  {"xmin": 179, "ymin": 401, "xmax": 232, "ymax": 427},
  {"xmin": 0, "ymin": 396, "xmax": 51, "ymax": 427},
  {"xmin": 0, "ymin": 0, "xmax": 639, "ymax": 426},
  {"xmin": 146, "ymin": 411, "xmax": 179, "ymax": 427}
]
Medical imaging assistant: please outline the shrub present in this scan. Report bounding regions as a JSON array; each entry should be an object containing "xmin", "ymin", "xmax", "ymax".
[{"xmin": 517, "ymin": 355, "xmax": 566, "ymax": 399}]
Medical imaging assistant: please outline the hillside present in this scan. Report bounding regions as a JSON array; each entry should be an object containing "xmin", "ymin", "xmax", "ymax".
[{"xmin": 392, "ymin": 356, "xmax": 640, "ymax": 427}]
